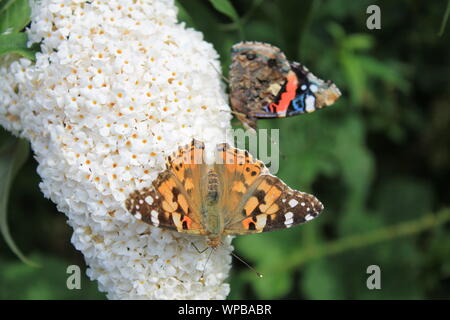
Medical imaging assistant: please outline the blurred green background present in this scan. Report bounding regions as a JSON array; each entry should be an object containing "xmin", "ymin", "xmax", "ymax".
[{"xmin": 0, "ymin": 0, "xmax": 449, "ymax": 299}]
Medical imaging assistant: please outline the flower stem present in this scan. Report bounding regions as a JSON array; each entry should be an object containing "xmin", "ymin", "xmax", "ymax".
[{"xmin": 278, "ymin": 208, "xmax": 450, "ymax": 271}]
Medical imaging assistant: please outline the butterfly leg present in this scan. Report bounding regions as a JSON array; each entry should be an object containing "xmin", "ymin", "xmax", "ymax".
[
  {"xmin": 191, "ymin": 242, "xmax": 209, "ymax": 254},
  {"xmin": 221, "ymin": 110, "xmax": 243, "ymax": 117},
  {"xmin": 190, "ymin": 242, "xmax": 215, "ymax": 284},
  {"xmin": 229, "ymin": 110, "xmax": 257, "ymax": 132}
]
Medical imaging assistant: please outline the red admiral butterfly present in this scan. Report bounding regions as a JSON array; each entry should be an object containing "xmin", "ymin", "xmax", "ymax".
[{"xmin": 229, "ymin": 41, "xmax": 341, "ymax": 130}]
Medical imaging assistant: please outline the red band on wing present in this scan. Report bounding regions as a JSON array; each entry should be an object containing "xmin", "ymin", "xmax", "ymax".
[{"xmin": 269, "ymin": 71, "xmax": 299, "ymax": 114}]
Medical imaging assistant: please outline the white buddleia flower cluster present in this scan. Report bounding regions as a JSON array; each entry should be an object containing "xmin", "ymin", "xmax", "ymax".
[{"xmin": 0, "ymin": 0, "xmax": 233, "ymax": 299}]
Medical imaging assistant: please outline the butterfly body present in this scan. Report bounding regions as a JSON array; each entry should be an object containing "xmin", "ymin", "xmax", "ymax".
[
  {"xmin": 125, "ymin": 140, "xmax": 324, "ymax": 248},
  {"xmin": 202, "ymin": 169, "xmax": 222, "ymax": 243},
  {"xmin": 229, "ymin": 41, "xmax": 341, "ymax": 130}
]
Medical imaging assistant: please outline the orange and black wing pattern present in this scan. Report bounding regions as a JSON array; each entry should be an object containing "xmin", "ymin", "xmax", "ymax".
[
  {"xmin": 213, "ymin": 143, "xmax": 323, "ymax": 235},
  {"xmin": 125, "ymin": 140, "xmax": 207, "ymax": 234}
]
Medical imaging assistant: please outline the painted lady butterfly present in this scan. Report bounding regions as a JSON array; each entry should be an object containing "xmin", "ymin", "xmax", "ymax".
[
  {"xmin": 125, "ymin": 140, "xmax": 323, "ymax": 248},
  {"xmin": 229, "ymin": 41, "xmax": 341, "ymax": 130}
]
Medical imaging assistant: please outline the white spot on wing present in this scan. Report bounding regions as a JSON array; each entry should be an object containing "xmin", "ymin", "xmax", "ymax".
[
  {"xmin": 145, "ymin": 196, "xmax": 153, "ymax": 205},
  {"xmin": 288, "ymin": 199, "xmax": 298, "ymax": 207},
  {"xmin": 309, "ymin": 84, "xmax": 318, "ymax": 92},
  {"xmin": 305, "ymin": 214, "xmax": 314, "ymax": 221},
  {"xmin": 305, "ymin": 96, "xmax": 315, "ymax": 113},
  {"xmin": 151, "ymin": 210, "xmax": 159, "ymax": 226},
  {"xmin": 285, "ymin": 212, "xmax": 294, "ymax": 226},
  {"xmin": 256, "ymin": 215, "xmax": 267, "ymax": 230}
]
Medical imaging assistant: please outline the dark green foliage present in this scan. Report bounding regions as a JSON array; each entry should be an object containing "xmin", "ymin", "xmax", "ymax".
[
  {"xmin": 0, "ymin": 0, "xmax": 449, "ymax": 299},
  {"xmin": 0, "ymin": 136, "xmax": 33, "ymax": 266},
  {"xmin": 176, "ymin": 0, "xmax": 450, "ymax": 299},
  {"xmin": 0, "ymin": 253, "xmax": 104, "ymax": 299}
]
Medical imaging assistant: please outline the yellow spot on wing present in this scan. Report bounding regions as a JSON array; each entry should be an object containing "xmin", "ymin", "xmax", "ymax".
[
  {"xmin": 162, "ymin": 200, "xmax": 176, "ymax": 212},
  {"xmin": 243, "ymin": 196, "xmax": 259, "ymax": 216},
  {"xmin": 178, "ymin": 194, "xmax": 189, "ymax": 214},
  {"xmin": 172, "ymin": 212, "xmax": 182, "ymax": 230},
  {"xmin": 265, "ymin": 203, "xmax": 279, "ymax": 215},
  {"xmin": 258, "ymin": 181, "xmax": 282, "ymax": 214},
  {"xmin": 266, "ymin": 186, "xmax": 282, "ymax": 202},
  {"xmin": 184, "ymin": 177, "xmax": 194, "ymax": 191},
  {"xmin": 157, "ymin": 178, "xmax": 178, "ymax": 211}
]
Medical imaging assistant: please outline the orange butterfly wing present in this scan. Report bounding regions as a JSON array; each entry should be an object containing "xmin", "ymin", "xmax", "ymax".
[
  {"xmin": 214, "ymin": 143, "xmax": 324, "ymax": 235},
  {"xmin": 125, "ymin": 140, "xmax": 208, "ymax": 234}
]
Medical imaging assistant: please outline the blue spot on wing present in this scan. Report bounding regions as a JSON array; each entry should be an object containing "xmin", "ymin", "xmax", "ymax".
[
  {"xmin": 291, "ymin": 94, "xmax": 306, "ymax": 113},
  {"xmin": 254, "ymin": 105, "xmax": 277, "ymax": 118}
]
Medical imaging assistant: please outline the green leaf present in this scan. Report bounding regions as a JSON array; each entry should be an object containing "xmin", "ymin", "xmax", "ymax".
[
  {"xmin": 252, "ymin": 271, "xmax": 291, "ymax": 299},
  {"xmin": 340, "ymin": 52, "xmax": 365, "ymax": 104},
  {"xmin": 358, "ymin": 56, "xmax": 410, "ymax": 93},
  {"xmin": 175, "ymin": 1, "xmax": 195, "ymax": 28},
  {"xmin": 0, "ymin": 0, "xmax": 31, "ymax": 33},
  {"xmin": 0, "ymin": 32, "xmax": 38, "ymax": 60},
  {"xmin": 208, "ymin": 0, "xmax": 243, "ymax": 39},
  {"xmin": 302, "ymin": 259, "xmax": 344, "ymax": 299},
  {"xmin": 176, "ymin": 0, "xmax": 235, "ymax": 56},
  {"xmin": 0, "ymin": 136, "xmax": 36, "ymax": 266},
  {"xmin": 342, "ymin": 33, "xmax": 374, "ymax": 51},
  {"xmin": 208, "ymin": 0, "xmax": 239, "ymax": 23}
]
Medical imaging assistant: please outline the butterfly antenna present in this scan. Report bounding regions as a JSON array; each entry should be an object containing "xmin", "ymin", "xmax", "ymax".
[
  {"xmin": 231, "ymin": 251, "xmax": 263, "ymax": 278},
  {"xmin": 209, "ymin": 62, "xmax": 230, "ymax": 84},
  {"xmin": 199, "ymin": 247, "xmax": 215, "ymax": 283}
]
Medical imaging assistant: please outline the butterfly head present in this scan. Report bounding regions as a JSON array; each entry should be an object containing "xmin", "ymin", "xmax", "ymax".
[{"xmin": 206, "ymin": 235, "xmax": 222, "ymax": 249}]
